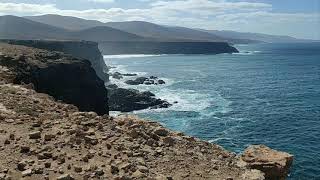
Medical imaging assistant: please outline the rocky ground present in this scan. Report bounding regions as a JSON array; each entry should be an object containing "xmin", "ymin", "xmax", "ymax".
[
  {"xmin": 0, "ymin": 42, "xmax": 293, "ymax": 180},
  {"xmin": 0, "ymin": 82, "xmax": 264, "ymax": 180}
]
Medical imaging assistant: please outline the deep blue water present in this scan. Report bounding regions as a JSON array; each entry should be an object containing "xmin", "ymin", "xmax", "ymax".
[{"xmin": 105, "ymin": 43, "xmax": 320, "ymax": 179}]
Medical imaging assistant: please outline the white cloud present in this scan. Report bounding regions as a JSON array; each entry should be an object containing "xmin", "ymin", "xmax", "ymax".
[
  {"xmin": 87, "ymin": 0, "xmax": 115, "ymax": 3},
  {"xmin": 0, "ymin": 1, "xmax": 319, "ymax": 39}
]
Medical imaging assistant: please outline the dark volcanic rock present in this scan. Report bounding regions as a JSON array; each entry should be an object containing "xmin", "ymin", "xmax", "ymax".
[
  {"xmin": 0, "ymin": 43, "xmax": 108, "ymax": 115},
  {"xmin": 111, "ymin": 72, "xmax": 123, "ymax": 79},
  {"xmin": 125, "ymin": 76, "xmax": 166, "ymax": 86},
  {"xmin": 0, "ymin": 39, "xmax": 109, "ymax": 82},
  {"xmin": 122, "ymin": 73, "xmax": 137, "ymax": 77},
  {"xmin": 108, "ymin": 88, "xmax": 171, "ymax": 112},
  {"xmin": 158, "ymin": 79, "xmax": 165, "ymax": 84},
  {"xmin": 125, "ymin": 77, "xmax": 148, "ymax": 85},
  {"xmin": 106, "ymin": 84, "xmax": 118, "ymax": 89},
  {"xmin": 100, "ymin": 41, "xmax": 239, "ymax": 55}
]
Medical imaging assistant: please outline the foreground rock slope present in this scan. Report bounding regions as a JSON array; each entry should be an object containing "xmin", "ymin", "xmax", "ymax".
[
  {"xmin": 0, "ymin": 43, "xmax": 293, "ymax": 179},
  {"xmin": 0, "ymin": 83, "xmax": 262, "ymax": 180}
]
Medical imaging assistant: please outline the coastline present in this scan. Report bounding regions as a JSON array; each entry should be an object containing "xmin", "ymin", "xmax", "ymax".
[{"xmin": 0, "ymin": 41, "xmax": 293, "ymax": 179}]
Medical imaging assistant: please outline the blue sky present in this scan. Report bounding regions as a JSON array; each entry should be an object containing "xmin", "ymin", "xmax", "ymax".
[{"xmin": 0, "ymin": 0, "xmax": 319, "ymax": 39}]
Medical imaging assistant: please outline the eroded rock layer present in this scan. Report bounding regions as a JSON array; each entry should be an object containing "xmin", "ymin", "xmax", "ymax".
[
  {"xmin": 0, "ymin": 39, "xmax": 108, "ymax": 82},
  {"xmin": 0, "ymin": 43, "xmax": 108, "ymax": 115}
]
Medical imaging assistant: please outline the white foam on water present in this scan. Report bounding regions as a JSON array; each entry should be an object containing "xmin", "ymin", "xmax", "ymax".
[
  {"xmin": 104, "ymin": 54, "xmax": 164, "ymax": 59},
  {"xmin": 208, "ymin": 137, "xmax": 232, "ymax": 143},
  {"xmin": 199, "ymin": 92, "xmax": 232, "ymax": 117},
  {"xmin": 104, "ymin": 56, "xmax": 233, "ymax": 117},
  {"xmin": 233, "ymin": 50, "xmax": 261, "ymax": 55},
  {"xmin": 160, "ymin": 89, "xmax": 212, "ymax": 112}
]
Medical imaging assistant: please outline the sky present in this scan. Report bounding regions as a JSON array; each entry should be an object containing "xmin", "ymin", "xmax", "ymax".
[{"xmin": 0, "ymin": 0, "xmax": 319, "ymax": 39}]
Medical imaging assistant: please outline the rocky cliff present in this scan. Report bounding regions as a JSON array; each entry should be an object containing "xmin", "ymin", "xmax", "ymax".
[
  {"xmin": 0, "ymin": 43, "xmax": 108, "ymax": 115},
  {"xmin": 0, "ymin": 39, "xmax": 109, "ymax": 82},
  {"xmin": 99, "ymin": 41, "xmax": 239, "ymax": 55},
  {"xmin": 0, "ymin": 42, "xmax": 293, "ymax": 180}
]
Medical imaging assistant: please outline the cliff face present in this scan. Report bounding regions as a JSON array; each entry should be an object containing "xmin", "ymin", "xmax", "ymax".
[
  {"xmin": 0, "ymin": 43, "xmax": 108, "ymax": 115},
  {"xmin": 0, "ymin": 39, "xmax": 109, "ymax": 82},
  {"xmin": 99, "ymin": 41, "xmax": 239, "ymax": 55}
]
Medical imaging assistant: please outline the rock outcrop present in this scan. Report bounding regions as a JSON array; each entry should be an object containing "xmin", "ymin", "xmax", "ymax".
[
  {"xmin": 0, "ymin": 39, "xmax": 109, "ymax": 82},
  {"xmin": 125, "ymin": 76, "xmax": 166, "ymax": 86},
  {"xmin": 108, "ymin": 88, "xmax": 171, "ymax": 112},
  {"xmin": 239, "ymin": 145, "xmax": 294, "ymax": 180},
  {"xmin": 0, "ymin": 42, "xmax": 108, "ymax": 115}
]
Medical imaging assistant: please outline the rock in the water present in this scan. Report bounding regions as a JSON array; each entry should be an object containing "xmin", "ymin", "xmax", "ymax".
[
  {"xmin": 125, "ymin": 76, "xmax": 166, "ymax": 86},
  {"xmin": 112, "ymin": 72, "xmax": 123, "ymax": 79},
  {"xmin": 108, "ymin": 88, "xmax": 171, "ymax": 112},
  {"xmin": 125, "ymin": 77, "xmax": 148, "ymax": 85},
  {"xmin": 149, "ymin": 76, "xmax": 158, "ymax": 79},
  {"xmin": 158, "ymin": 79, "xmax": 165, "ymax": 84},
  {"xmin": 240, "ymin": 145, "xmax": 293, "ymax": 180},
  {"xmin": 122, "ymin": 73, "xmax": 137, "ymax": 77}
]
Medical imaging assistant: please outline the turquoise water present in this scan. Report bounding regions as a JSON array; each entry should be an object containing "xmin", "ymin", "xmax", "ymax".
[{"xmin": 105, "ymin": 43, "xmax": 320, "ymax": 179}]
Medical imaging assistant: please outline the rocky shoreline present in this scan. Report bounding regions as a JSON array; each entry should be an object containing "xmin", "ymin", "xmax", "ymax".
[
  {"xmin": 107, "ymin": 71, "xmax": 172, "ymax": 112},
  {"xmin": 1, "ymin": 39, "xmax": 171, "ymax": 113},
  {"xmin": 0, "ymin": 41, "xmax": 293, "ymax": 179}
]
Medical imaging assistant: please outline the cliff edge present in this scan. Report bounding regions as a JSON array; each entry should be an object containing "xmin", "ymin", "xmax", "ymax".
[
  {"xmin": 0, "ymin": 43, "xmax": 108, "ymax": 115},
  {"xmin": 0, "ymin": 43, "xmax": 293, "ymax": 180},
  {"xmin": 0, "ymin": 39, "xmax": 109, "ymax": 82}
]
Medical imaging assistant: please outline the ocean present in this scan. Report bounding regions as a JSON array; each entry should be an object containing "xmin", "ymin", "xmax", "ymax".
[{"xmin": 104, "ymin": 43, "xmax": 320, "ymax": 179}]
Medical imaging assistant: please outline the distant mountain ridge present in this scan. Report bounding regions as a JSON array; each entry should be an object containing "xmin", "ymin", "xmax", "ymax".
[
  {"xmin": 1, "ymin": 15, "xmax": 240, "ymax": 55},
  {"xmin": 0, "ymin": 15, "xmax": 69, "ymax": 40},
  {"xmin": 25, "ymin": 14, "xmax": 104, "ymax": 30},
  {"xmin": 24, "ymin": 14, "xmax": 313, "ymax": 44},
  {"xmin": 0, "ymin": 15, "xmax": 150, "ymax": 42},
  {"xmin": 200, "ymin": 30, "xmax": 313, "ymax": 43},
  {"xmin": 1, "ymin": 14, "xmax": 315, "ymax": 55},
  {"xmin": 25, "ymin": 14, "xmax": 255, "ymax": 44}
]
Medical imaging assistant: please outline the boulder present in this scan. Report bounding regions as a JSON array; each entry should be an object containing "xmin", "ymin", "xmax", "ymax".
[
  {"xmin": 154, "ymin": 128, "xmax": 169, "ymax": 137},
  {"xmin": 125, "ymin": 77, "xmax": 148, "ymax": 85},
  {"xmin": 240, "ymin": 145, "xmax": 293, "ymax": 180},
  {"xmin": 57, "ymin": 174, "xmax": 75, "ymax": 180},
  {"xmin": 22, "ymin": 169, "xmax": 32, "ymax": 177},
  {"xmin": 29, "ymin": 131, "xmax": 41, "ymax": 139},
  {"xmin": 158, "ymin": 80, "xmax": 166, "ymax": 84},
  {"xmin": 149, "ymin": 76, "xmax": 158, "ymax": 79},
  {"xmin": 122, "ymin": 73, "xmax": 137, "ymax": 77},
  {"xmin": 112, "ymin": 72, "xmax": 123, "ymax": 79},
  {"xmin": 144, "ymin": 80, "xmax": 154, "ymax": 85}
]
